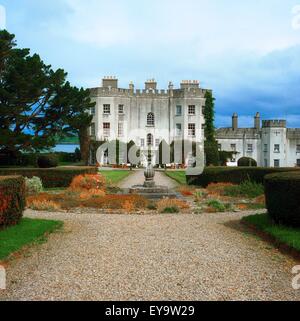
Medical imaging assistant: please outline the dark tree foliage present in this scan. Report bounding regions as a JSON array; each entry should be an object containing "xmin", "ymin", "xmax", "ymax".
[
  {"xmin": 0, "ymin": 31, "xmax": 95, "ymax": 164},
  {"xmin": 203, "ymin": 91, "xmax": 219, "ymax": 166}
]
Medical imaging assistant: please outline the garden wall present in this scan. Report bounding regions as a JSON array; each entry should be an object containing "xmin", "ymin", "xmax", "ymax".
[
  {"xmin": 0, "ymin": 176, "xmax": 25, "ymax": 227},
  {"xmin": 0, "ymin": 167, "xmax": 98, "ymax": 188},
  {"xmin": 187, "ymin": 167, "xmax": 300, "ymax": 187}
]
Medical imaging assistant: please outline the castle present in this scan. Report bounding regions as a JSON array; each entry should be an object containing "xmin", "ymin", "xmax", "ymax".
[
  {"xmin": 216, "ymin": 113, "xmax": 300, "ymax": 167},
  {"xmin": 89, "ymin": 76, "xmax": 300, "ymax": 168},
  {"xmin": 89, "ymin": 77, "xmax": 207, "ymax": 166}
]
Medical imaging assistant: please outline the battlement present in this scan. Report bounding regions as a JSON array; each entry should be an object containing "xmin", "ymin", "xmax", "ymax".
[
  {"xmin": 262, "ymin": 120, "xmax": 287, "ymax": 128},
  {"xmin": 90, "ymin": 77, "xmax": 206, "ymax": 98}
]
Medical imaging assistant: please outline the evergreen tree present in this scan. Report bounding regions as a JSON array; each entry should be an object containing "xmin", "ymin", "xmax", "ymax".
[
  {"xmin": 0, "ymin": 31, "xmax": 95, "ymax": 164},
  {"xmin": 203, "ymin": 91, "xmax": 219, "ymax": 166}
]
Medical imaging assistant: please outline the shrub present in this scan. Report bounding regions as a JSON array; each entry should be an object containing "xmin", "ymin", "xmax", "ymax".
[
  {"xmin": 0, "ymin": 167, "xmax": 98, "ymax": 188},
  {"xmin": 25, "ymin": 176, "xmax": 43, "ymax": 195},
  {"xmin": 29, "ymin": 200, "xmax": 61, "ymax": 212},
  {"xmin": 0, "ymin": 176, "xmax": 25, "ymax": 227},
  {"xmin": 238, "ymin": 157, "xmax": 257, "ymax": 167},
  {"xmin": 207, "ymin": 199, "xmax": 226, "ymax": 212},
  {"xmin": 162, "ymin": 206, "xmax": 180, "ymax": 214},
  {"xmin": 37, "ymin": 155, "xmax": 58, "ymax": 168},
  {"xmin": 265, "ymin": 172, "xmax": 300, "ymax": 227},
  {"xmin": 70, "ymin": 174, "xmax": 106, "ymax": 191},
  {"xmin": 224, "ymin": 181, "xmax": 264, "ymax": 199},
  {"xmin": 187, "ymin": 167, "xmax": 300, "ymax": 187},
  {"xmin": 157, "ymin": 198, "xmax": 189, "ymax": 213}
]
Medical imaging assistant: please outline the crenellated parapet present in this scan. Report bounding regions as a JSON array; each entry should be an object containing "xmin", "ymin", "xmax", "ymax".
[
  {"xmin": 262, "ymin": 120, "xmax": 287, "ymax": 128},
  {"xmin": 89, "ymin": 77, "xmax": 207, "ymax": 98}
]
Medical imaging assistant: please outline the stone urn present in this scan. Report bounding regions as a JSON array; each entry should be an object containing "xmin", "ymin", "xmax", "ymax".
[{"xmin": 144, "ymin": 164, "xmax": 155, "ymax": 188}]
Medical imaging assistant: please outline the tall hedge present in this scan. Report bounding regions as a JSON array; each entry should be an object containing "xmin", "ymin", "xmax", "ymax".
[
  {"xmin": 0, "ymin": 167, "xmax": 98, "ymax": 188},
  {"xmin": 0, "ymin": 176, "xmax": 25, "ymax": 227},
  {"xmin": 187, "ymin": 167, "xmax": 300, "ymax": 187},
  {"xmin": 265, "ymin": 172, "xmax": 300, "ymax": 227}
]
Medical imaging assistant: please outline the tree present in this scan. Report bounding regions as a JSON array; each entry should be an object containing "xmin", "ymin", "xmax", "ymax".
[
  {"xmin": 203, "ymin": 91, "xmax": 219, "ymax": 166},
  {"xmin": 0, "ymin": 31, "xmax": 95, "ymax": 165},
  {"xmin": 61, "ymin": 84, "xmax": 95, "ymax": 165}
]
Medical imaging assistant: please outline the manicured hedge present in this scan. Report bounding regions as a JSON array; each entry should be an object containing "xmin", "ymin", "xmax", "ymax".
[
  {"xmin": 265, "ymin": 172, "xmax": 300, "ymax": 227},
  {"xmin": 0, "ymin": 167, "xmax": 98, "ymax": 188},
  {"xmin": 187, "ymin": 167, "xmax": 300, "ymax": 187},
  {"xmin": 0, "ymin": 176, "xmax": 25, "ymax": 227}
]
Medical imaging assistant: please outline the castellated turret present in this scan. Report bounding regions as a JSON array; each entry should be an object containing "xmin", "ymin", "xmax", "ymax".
[{"xmin": 262, "ymin": 120, "xmax": 287, "ymax": 128}]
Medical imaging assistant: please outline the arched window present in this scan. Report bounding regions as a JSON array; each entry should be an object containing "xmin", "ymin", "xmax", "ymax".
[
  {"xmin": 147, "ymin": 113, "xmax": 155, "ymax": 126},
  {"xmin": 147, "ymin": 134, "xmax": 154, "ymax": 146}
]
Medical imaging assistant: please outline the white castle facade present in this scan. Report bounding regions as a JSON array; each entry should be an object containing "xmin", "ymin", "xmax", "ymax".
[
  {"xmin": 89, "ymin": 77, "xmax": 207, "ymax": 166},
  {"xmin": 216, "ymin": 113, "xmax": 300, "ymax": 168}
]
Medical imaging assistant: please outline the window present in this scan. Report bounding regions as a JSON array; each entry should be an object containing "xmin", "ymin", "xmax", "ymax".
[
  {"xmin": 247, "ymin": 144, "xmax": 253, "ymax": 153},
  {"xmin": 103, "ymin": 104, "xmax": 111, "ymax": 114},
  {"xmin": 118, "ymin": 123, "xmax": 124, "ymax": 137},
  {"xmin": 188, "ymin": 105, "xmax": 196, "ymax": 115},
  {"xmin": 274, "ymin": 159, "xmax": 280, "ymax": 168},
  {"xmin": 90, "ymin": 123, "xmax": 96, "ymax": 136},
  {"xmin": 118, "ymin": 105, "xmax": 124, "ymax": 114},
  {"xmin": 176, "ymin": 124, "xmax": 182, "ymax": 136},
  {"xmin": 147, "ymin": 113, "xmax": 155, "ymax": 126},
  {"xmin": 231, "ymin": 144, "xmax": 236, "ymax": 152},
  {"xmin": 297, "ymin": 145, "xmax": 300, "ymax": 153},
  {"xmin": 188, "ymin": 123, "xmax": 196, "ymax": 137},
  {"xmin": 141, "ymin": 139, "xmax": 145, "ymax": 147},
  {"xmin": 176, "ymin": 105, "xmax": 182, "ymax": 116},
  {"xmin": 297, "ymin": 159, "xmax": 300, "ymax": 167},
  {"xmin": 147, "ymin": 134, "xmax": 154, "ymax": 146},
  {"xmin": 264, "ymin": 159, "xmax": 268, "ymax": 167},
  {"xmin": 218, "ymin": 144, "xmax": 222, "ymax": 151},
  {"xmin": 155, "ymin": 139, "xmax": 160, "ymax": 147},
  {"xmin": 202, "ymin": 106, "xmax": 205, "ymax": 115},
  {"xmin": 103, "ymin": 123, "xmax": 110, "ymax": 137},
  {"xmin": 91, "ymin": 106, "xmax": 96, "ymax": 116},
  {"xmin": 274, "ymin": 144, "xmax": 280, "ymax": 153},
  {"xmin": 264, "ymin": 144, "xmax": 268, "ymax": 152}
]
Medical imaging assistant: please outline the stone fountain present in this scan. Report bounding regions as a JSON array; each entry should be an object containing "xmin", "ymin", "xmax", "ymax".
[{"xmin": 130, "ymin": 163, "xmax": 175, "ymax": 199}]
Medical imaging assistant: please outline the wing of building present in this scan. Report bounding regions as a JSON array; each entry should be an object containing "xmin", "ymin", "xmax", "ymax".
[
  {"xmin": 216, "ymin": 113, "xmax": 300, "ymax": 168},
  {"xmin": 89, "ymin": 77, "xmax": 207, "ymax": 166}
]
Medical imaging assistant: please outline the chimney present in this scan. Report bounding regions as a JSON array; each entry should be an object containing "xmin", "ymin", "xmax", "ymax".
[
  {"xmin": 102, "ymin": 76, "xmax": 118, "ymax": 89},
  {"xmin": 232, "ymin": 113, "xmax": 238, "ymax": 131},
  {"xmin": 145, "ymin": 79, "xmax": 157, "ymax": 90},
  {"xmin": 254, "ymin": 112, "xmax": 261, "ymax": 130}
]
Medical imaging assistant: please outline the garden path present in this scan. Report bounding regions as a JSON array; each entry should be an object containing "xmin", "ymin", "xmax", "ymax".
[
  {"xmin": 1, "ymin": 210, "xmax": 299, "ymax": 301},
  {"xmin": 118, "ymin": 170, "xmax": 179, "ymax": 189}
]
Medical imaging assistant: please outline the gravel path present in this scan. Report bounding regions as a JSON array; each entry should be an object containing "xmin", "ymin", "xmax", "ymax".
[
  {"xmin": 1, "ymin": 210, "xmax": 299, "ymax": 301},
  {"xmin": 118, "ymin": 170, "xmax": 179, "ymax": 189}
]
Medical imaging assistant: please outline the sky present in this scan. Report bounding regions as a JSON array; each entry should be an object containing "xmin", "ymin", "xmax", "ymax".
[{"xmin": 1, "ymin": 0, "xmax": 300, "ymax": 128}]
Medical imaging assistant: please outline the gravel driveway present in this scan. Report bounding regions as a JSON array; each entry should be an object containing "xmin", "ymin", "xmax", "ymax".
[{"xmin": 1, "ymin": 210, "xmax": 299, "ymax": 301}]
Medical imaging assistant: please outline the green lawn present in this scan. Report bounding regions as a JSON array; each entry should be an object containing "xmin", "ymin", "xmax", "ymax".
[
  {"xmin": 165, "ymin": 171, "xmax": 187, "ymax": 185},
  {"xmin": 99, "ymin": 170, "xmax": 132, "ymax": 184},
  {"xmin": 242, "ymin": 214, "xmax": 300, "ymax": 252},
  {"xmin": 0, "ymin": 218, "xmax": 63, "ymax": 261}
]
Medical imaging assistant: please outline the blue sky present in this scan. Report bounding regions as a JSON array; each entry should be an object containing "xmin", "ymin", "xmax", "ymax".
[{"xmin": 2, "ymin": 0, "xmax": 300, "ymax": 128}]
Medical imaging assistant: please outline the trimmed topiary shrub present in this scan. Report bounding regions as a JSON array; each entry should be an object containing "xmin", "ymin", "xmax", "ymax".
[
  {"xmin": 238, "ymin": 157, "xmax": 257, "ymax": 167},
  {"xmin": 37, "ymin": 155, "xmax": 58, "ymax": 168},
  {"xmin": 265, "ymin": 172, "xmax": 300, "ymax": 227},
  {"xmin": 0, "ymin": 176, "xmax": 25, "ymax": 227},
  {"xmin": 187, "ymin": 167, "xmax": 300, "ymax": 187},
  {"xmin": 0, "ymin": 167, "xmax": 98, "ymax": 188}
]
